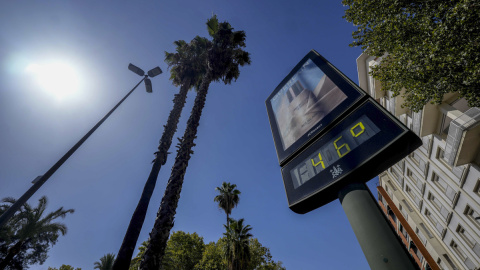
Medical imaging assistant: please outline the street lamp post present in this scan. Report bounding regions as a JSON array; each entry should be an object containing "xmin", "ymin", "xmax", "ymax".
[{"xmin": 0, "ymin": 64, "xmax": 162, "ymax": 228}]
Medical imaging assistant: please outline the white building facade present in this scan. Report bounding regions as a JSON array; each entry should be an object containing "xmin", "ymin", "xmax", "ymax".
[{"xmin": 357, "ymin": 53, "xmax": 480, "ymax": 270}]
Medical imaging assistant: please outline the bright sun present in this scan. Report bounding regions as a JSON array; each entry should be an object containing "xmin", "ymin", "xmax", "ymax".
[{"xmin": 26, "ymin": 61, "xmax": 80, "ymax": 100}]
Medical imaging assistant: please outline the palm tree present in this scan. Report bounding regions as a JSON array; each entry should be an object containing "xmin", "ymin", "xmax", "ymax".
[
  {"xmin": 112, "ymin": 37, "xmax": 210, "ymax": 270},
  {"xmin": 223, "ymin": 218, "xmax": 253, "ymax": 270},
  {"xmin": 139, "ymin": 15, "xmax": 250, "ymax": 269},
  {"xmin": 94, "ymin": 253, "xmax": 115, "ymax": 270},
  {"xmin": 214, "ymin": 182, "xmax": 241, "ymax": 226},
  {"xmin": 0, "ymin": 196, "xmax": 74, "ymax": 269},
  {"xmin": 129, "ymin": 241, "xmax": 148, "ymax": 270}
]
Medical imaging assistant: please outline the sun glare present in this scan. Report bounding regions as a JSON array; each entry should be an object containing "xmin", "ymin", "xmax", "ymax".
[{"xmin": 26, "ymin": 61, "xmax": 80, "ymax": 100}]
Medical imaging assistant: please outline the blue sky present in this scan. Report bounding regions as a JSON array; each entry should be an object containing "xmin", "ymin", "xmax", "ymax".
[{"xmin": 0, "ymin": 1, "xmax": 380, "ymax": 269}]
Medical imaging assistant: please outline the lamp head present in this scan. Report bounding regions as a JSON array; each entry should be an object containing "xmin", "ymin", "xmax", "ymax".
[
  {"xmin": 128, "ymin": 63, "xmax": 145, "ymax": 76},
  {"xmin": 147, "ymin": 66, "xmax": 162, "ymax": 77},
  {"xmin": 144, "ymin": 78, "xmax": 152, "ymax": 93}
]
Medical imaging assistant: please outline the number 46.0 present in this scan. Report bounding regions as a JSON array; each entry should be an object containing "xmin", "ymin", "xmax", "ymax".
[{"xmin": 311, "ymin": 121, "xmax": 365, "ymax": 168}]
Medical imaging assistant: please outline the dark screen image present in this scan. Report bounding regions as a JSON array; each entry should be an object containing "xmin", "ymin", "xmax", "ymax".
[{"xmin": 270, "ymin": 59, "xmax": 347, "ymax": 150}]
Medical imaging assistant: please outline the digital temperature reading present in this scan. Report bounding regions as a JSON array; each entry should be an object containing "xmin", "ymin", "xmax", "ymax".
[{"xmin": 290, "ymin": 115, "xmax": 380, "ymax": 188}]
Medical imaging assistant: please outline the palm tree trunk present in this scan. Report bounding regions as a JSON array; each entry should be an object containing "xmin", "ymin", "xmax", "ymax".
[
  {"xmin": 112, "ymin": 79, "xmax": 191, "ymax": 270},
  {"xmin": 0, "ymin": 241, "xmax": 23, "ymax": 270},
  {"xmin": 140, "ymin": 74, "xmax": 212, "ymax": 270}
]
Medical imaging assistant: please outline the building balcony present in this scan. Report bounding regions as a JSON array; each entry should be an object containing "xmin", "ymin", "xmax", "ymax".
[
  {"xmin": 356, "ymin": 53, "xmax": 384, "ymax": 100},
  {"xmin": 442, "ymin": 107, "xmax": 480, "ymax": 167}
]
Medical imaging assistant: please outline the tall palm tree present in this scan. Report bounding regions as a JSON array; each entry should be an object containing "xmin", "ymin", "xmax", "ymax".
[
  {"xmin": 112, "ymin": 38, "xmax": 210, "ymax": 270},
  {"xmin": 0, "ymin": 197, "xmax": 74, "ymax": 269},
  {"xmin": 94, "ymin": 253, "xmax": 115, "ymax": 270},
  {"xmin": 214, "ymin": 182, "xmax": 241, "ymax": 226},
  {"xmin": 223, "ymin": 218, "xmax": 253, "ymax": 270},
  {"xmin": 139, "ymin": 15, "xmax": 250, "ymax": 269}
]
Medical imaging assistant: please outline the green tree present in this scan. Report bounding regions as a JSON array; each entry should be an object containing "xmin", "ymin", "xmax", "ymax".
[
  {"xmin": 224, "ymin": 218, "xmax": 253, "ymax": 270},
  {"xmin": 0, "ymin": 197, "xmax": 74, "ymax": 269},
  {"xmin": 194, "ymin": 241, "xmax": 226, "ymax": 270},
  {"xmin": 94, "ymin": 253, "xmax": 115, "ymax": 270},
  {"xmin": 248, "ymin": 238, "xmax": 285, "ymax": 270},
  {"xmin": 48, "ymin": 265, "xmax": 82, "ymax": 270},
  {"xmin": 132, "ymin": 234, "xmax": 285, "ymax": 270},
  {"xmin": 140, "ymin": 15, "xmax": 250, "ymax": 269},
  {"xmin": 343, "ymin": 0, "xmax": 480, "ymax": 111},
  {"xmin": 214, "ymin": 182, "xmax": 241, "ymax": 227},
  {"xmin": 162, "ymin": 231, "xmax": 205, "ymax": 270},
  {"xmin": 113, "ymin": 36, "xmax": 210, "ymax": 270},
  {"xmin": 129, "ymin": 241, "xmax": 148, "ymax": 270}
]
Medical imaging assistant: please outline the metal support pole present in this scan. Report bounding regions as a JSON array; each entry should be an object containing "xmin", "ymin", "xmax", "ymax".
[
  {"xmin": 0, "ymin": 76, "xmax": 146, "ymax": 228},
  {"xmin": 338, "ymin": 183, "xmax": 417, "ymax": 270}
]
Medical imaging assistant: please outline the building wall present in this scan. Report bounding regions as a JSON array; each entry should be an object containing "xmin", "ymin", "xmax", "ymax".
[{"xmin": 357, "ymin": 53, "xmax": 480, "ymax": 270}]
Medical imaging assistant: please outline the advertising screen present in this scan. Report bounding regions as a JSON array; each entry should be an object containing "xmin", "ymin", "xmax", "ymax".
[
  {"xmin": 270, "ymin": 59, "xmax": 347, "ymax": 150},
  {"xmin": 266, "ymin": 50, "xmax": 365, "ymax": 165}
]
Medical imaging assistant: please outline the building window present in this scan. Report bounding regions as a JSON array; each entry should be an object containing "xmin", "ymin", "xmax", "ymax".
[
  {"xmin": 431, "ymin": 172, "xmax": 456, "ymax": 203},
  {"xmin": 425, "ymin": 208, "xmax": 444, "ymax": 235},
  {"xmin": 385, "ymin": 184, "xmax": 393, "ymax": 198},
  {"xmin": 441, "ymin": 254, "xmax": 458, "ymax": 270},
  {"xmin": 456, "ymin": 225, "xmax": 478, "ymax": 253},
  {"xmin": 419, "ymin": 223, "xmax": 434, "ymax": 239},
  {"xmin": 410, "ymin": 241, "xmax": 424, "ymax": 263},
  {"xmin": 416, "ymin": 227, "xmax": 427, "ymax": 245},
  {"xmin": 427, "ymin": 192, "xmax": 450, "ymax": 221},
  {"xmin": 399, "ymin": 224, "xmax": 408, "ymax": 239},
  {"xmin": 410, "ymin": 153, "xmax": 420, "ymax": 165},
  {"xmin": 436, "ymin": 146, "xmax": 446, "ymax": 160},
  {"xmin": 390, "ymin": 167, "xmax": 403, "ymax": 186},
  {"xmin": 399, "ymin": 204, "xmax": 408, "ymax": 220},
  {"xmin": 450, "ymin": 240, "xmax": 476, "ymax": 270},
  {"xmin": 402, "ymin": 199, "xmax": 413, "ymax": 212},
  {"xmin": 450, "ymin": 240, "xmax": 466, "ymax": 260},
  {"xmin": 387, "ymin": 180, "xmax": 397, "ymax": 191},
  {"xmin": 408, "ymin": 169, "xmax": 424, "ymax": 193},
  {"xmin": 410, "ymin": 153, "xmax": 427, "ymax": 174},
  {"xmin": 464, "ymin": 205, "xmax": 480, "ymax": 228},
  {"xmin": 405, "ymin": 185, "xmax": 422, "ymax": 209},
  {"xmin": 474, "ymin": 180, "xmax": 480, "ymax": 197}
]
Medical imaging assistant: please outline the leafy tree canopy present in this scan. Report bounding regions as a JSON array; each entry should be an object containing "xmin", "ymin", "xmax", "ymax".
[
  {"xmin": 194, "ymin": 241, "xmax": 225, "ymax": 270},
  {"xmin": 131, "ymin": 233, "xmax": 284, "ymax": 270},
  {"xmin": 248, "ymin": 238, "xmax": 285, "ymax": 270},
  {"xmin": 343, "ymin": 0, "xmax": 480, "ymax": 111},
  {"xmin": 163, "ymin": 231, "xmax": 205, "ymax": 270}
]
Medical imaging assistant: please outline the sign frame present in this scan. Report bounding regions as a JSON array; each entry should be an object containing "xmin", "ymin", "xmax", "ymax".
[
  {"xmin": 281, "ymin": 99, "xmax": 421, "ymax": 214},
  {"xmin": 266, "ymin": 50, "xmax": 367, "ymax": 166}
]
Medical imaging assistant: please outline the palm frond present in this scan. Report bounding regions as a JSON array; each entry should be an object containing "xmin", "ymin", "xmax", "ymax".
[{"xmin": 206, "ymin": 15, "xmax": 219, "ymax": 37}]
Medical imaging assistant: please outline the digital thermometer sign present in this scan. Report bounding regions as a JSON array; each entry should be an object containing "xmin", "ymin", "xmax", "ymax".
[
  {"xmin": 282, "ymin": 100, "xmax": 421, "ymax": 214},
  {"xmin": 266, "ymin": 50, "xmax": 421, "ymax": 214}
]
